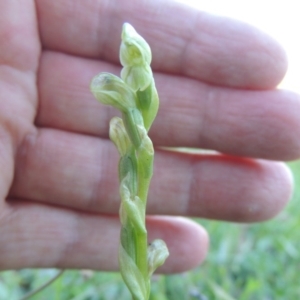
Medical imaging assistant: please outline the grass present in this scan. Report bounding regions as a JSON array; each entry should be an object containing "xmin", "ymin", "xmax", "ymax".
[{"xmin": 1, "ymin": 160, "xmax": 300, "ymax": 299}]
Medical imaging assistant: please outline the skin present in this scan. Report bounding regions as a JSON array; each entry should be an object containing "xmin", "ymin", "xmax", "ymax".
[{"xmin": 1, "ymin": 0, "xmax": 300, "ymax": 274}]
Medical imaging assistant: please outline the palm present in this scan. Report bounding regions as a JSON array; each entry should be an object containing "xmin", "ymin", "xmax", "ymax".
[{"xmin": 1, "ymin": 0, "xmax": 299, "ymax": 272}]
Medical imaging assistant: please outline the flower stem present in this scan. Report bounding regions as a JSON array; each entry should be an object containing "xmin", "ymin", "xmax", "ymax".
[{"xmin": 90, "ymin": 23, "xmax": 169, "ymax": 300}]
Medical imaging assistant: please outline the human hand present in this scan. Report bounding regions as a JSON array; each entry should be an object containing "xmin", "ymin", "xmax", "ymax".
[{"xmin": 1, "ymin": 0, "xmax": 299, "ymax": 273}]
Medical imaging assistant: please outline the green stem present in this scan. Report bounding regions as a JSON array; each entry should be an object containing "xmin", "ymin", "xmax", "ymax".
[{"xmin": 134, "ymin": 223, "xmax": 148, "ymax": 280}]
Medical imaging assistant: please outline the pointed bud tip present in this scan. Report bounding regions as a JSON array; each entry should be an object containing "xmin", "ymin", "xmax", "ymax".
[{"xmin": 122, "ymin": 23, "xmax": 137, "ymax": 40}]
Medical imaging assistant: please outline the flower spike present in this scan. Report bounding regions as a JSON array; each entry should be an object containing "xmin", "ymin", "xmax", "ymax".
[{"xmin": 90, "ymin": 23, "xmax": 168, "ymax": 300}]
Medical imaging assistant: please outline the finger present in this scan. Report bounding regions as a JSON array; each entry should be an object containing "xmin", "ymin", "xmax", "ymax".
[
  {"xmin": 37, "ymin": 51, "xmax": 300, "ymax": 160},
  {"xmin": 10, "ymin": 128, "xmax": 293, "ymax": 222},
  {"xmin": 0, "ymin": 0, "xmax": 40, "ymax": 72},
  {"xmin": 0, "ymin": 0, "xmax": 39, "ymax": 148},
  {"xmin": 0, "ymin": 201, "xmax": 208, "ymax": 272},
  {"xmin": 0, "ymin": 0, "xmax": 39, "ymax": 209},
  {"xmin": 35, "ymin": 0, "xmax": 287, "ymax": 88}
]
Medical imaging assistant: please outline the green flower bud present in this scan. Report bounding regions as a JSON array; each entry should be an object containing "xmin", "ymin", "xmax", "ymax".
[
  {"xmin": 120, "ymin": 23, "xmax": 153, "ymax": 91},
  {"xmin": 121, "ymin": 65, "xmax": 153, "ymax": 92},
  {"xmin": 109, "ymin": 117, "xmax": 131, "ymax": 157},
  {"xmin": 119, "ymin": 153, "xmax": 138, "ymax": 195},
  {"xmin": 147, "ymin": 239, "xmax": 169, "ymax": 276},
  {"xmin": 119, "ymin": 187, "xmax": 146, "ymax": 235},
  {"xmin": 122, "ymin": 108, "xmax": 144, "ymax": 149},
  {"xmin": 90, "ymin": 72, "xmax": 136, "ymax": 112},
  {"xmin": 120, "ymin": 223, "xmax": 136, "ymax": 263},
  {"xmin": 136, "ymin": 83, "xmax": 159, "ymax": 131},
  {"xmin": 120, "ymin": 23, "xmax": 151, "ymax": 67},
  {"xmin": 119, "ymin": 244, "xmax": 148, "ymax": 300},
  {"xmin": 137, "ymin": 125, "xmax": 154, "ymax": 174}
]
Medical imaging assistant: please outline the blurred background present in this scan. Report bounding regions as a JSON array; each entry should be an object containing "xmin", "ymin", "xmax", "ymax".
[
  {"xmin": 1, "ymin": 1, "xmax": 300, "ymax": 299},
  {"xmin": 180, "ymin": 0, "xmax": 300, "ymax": 94}
]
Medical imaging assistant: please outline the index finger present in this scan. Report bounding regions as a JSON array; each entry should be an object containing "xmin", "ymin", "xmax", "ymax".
[{"xmin": 35, "ymin": 0, "xmax": 287, "ymax": 89}]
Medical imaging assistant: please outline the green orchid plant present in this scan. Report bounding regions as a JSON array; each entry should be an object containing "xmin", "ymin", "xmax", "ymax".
[{"xmin": 90, "ymin": 23, "xmax": 169, "ymax": 300}]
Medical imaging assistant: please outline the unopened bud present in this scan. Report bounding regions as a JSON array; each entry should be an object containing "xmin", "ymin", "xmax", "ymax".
[
  {"xmin": 136, "ymin": 83, "xmax": 159, "ymax": 131},
  {"xmin": 120, "ymin": 23, "xmax": 153, "ymax": 91},
  {"xmin": 90, "ymin": 72, "xmax": 136, "ymax": 112},
  {"xmin": 120, "ymin": 190, "xmax": 146, "ymax": 235},
  {"xmin": 119, "ymin": 244, "xmax": 148, "ymax": 300},
  {"xmin": 119, "ymin": 154, "xmax": 138, "ymax": 195},
  {"xmin": 122, "ymin": 108, "xmax": 144, "ymax": 149},
  {"xmin": 109, "ymin": 117, "xmax": 131, "ymax": 157},
  {"xmin": 147, "ymin": 239, "xmax": 169, "ymax": 276},
  {"xmin": 120, "ymin": 23, "xmax": 151, "ymax": 66},
  {"xmin": 136, "ymin": 125, "xmax": 154, "ymax": 179}
]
